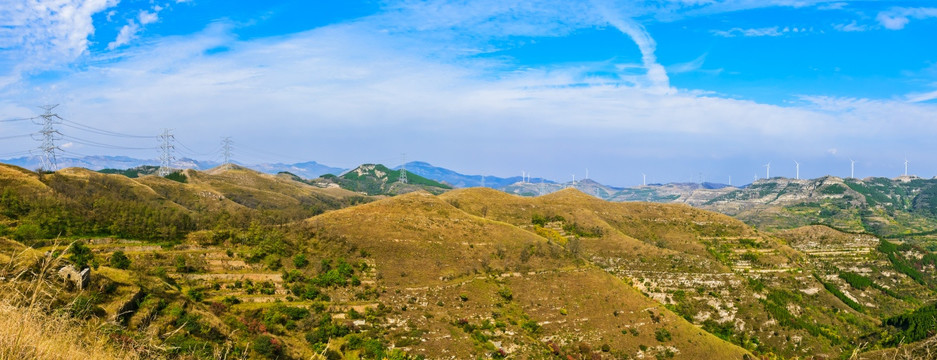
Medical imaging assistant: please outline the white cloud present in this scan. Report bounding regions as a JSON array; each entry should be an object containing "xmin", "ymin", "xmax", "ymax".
[
  {"xmin": 833, "ymin": 21, "xmax": 868, "ymax": 32},
  {"xmin": 712, "ymin": 26, "xmax": 784, "ymax": 37},
  {"xmin": 906, "ymin": 89, "xmax": 937, "ymax": 103},
  {"xmin": 877, "ymin": 7, "xmax": 937, "ymax": 30},
  {"xmin": 108, "ymin": 22, "xmax": 140, "ymax": 50},
  {"xmin": 139, "ymin": 10, "xmax": 159, "ymax": 25},
  {"xmin": 107, "ymin": 8, "xmax": 162, "ymax": 50},
  {"xmin": 667, "ymin": 53, "xmax": 708, "ymax": 74},
  {"xmin": 593, "ymin": 0, "xmax": 671, "ymax": 94},
  {"xmin": 0, "ymin": 0, "xmax": 118, "ymax": 73},
  {"xmin": 818, "ymin": 2, "xmax": 847, "ymax": 11},
  {"xmin": 4, "ymin": 22, "xmax": 933, "ymax": 172},
  {"xmin": 3, "ymin": 0, "xmax": 935, "ymax": 180}
]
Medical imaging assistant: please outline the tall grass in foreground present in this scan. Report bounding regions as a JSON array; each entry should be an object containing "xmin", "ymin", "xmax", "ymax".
[
  {"xmin": 0, "ymin": 240, "xmax": 141, "ymax": 360},
  {"xmin": 0, "ymin": 301, "xmax": 139, "ymax": 360}
]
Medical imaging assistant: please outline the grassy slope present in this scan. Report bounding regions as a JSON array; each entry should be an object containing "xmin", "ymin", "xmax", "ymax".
[
  {"xmin": 440, "ymin": 188, "xmax": 936, "ymax": 358},
  {"xmin": 307, "ymin": 191, "xmax": 752, "ymax": 358}
]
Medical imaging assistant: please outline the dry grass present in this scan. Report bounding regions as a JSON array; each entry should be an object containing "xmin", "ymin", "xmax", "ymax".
[
  {"xmin": 0, "ymin": 301, "xmax": 140, "ymax": 360},
  {"xmin": 0, "ymin": 241, "xmax": 143, "ymax": 360}
]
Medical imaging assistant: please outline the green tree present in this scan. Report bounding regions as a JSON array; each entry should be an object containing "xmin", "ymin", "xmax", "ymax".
[
  {"xmin": 293, "ymin": 253, "xmax": 308, "ymax": 268},
  {"xmin": 68, "ymin": 240, "xmax": 96, "ymax": 269},
  {"xmin": 109, "ymin": 250, "xmax": 131, "ymax": 269}
]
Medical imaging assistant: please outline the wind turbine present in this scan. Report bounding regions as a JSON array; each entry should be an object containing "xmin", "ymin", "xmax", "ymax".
[
  {"xmin": 904, "ymin": 158, "xmax": 909, "ymax": 176},
  {"xmin": 850, "ymin": 159, "xmax": 855, "ymax": 178},
  {"xmin": 764, "ymin": 162, "xmax": 771, "ymax": 179},
  {"xmin": 641, "ymin": 173, "xmax": 646, "ymax": 186},
  {"xmin": 794, "ymin": 160, "xmax": 800, "ymax": 180},
  {"xmin": 585, "ymin": 168, "xmax": 589, "ymax": 180}
]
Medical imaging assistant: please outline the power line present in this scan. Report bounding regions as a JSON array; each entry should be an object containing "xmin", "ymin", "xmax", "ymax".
[
  {"xmin": 0, "ymin": 116, "xmax": 38, "ymax": 123},
  {"xmin": 0, "ymin": 134, "xmax": 34, "ymax": 140},
  {"xmin": 60, "ymin": 120, "xmax": 155, "ymax": 139},
  {"xmin": 0, "ymin": 150, "xmax": 33, "ymax": 158},
  {"xmin": 60, "ymin": 134, "xmax": 156, "ymax": 150}
]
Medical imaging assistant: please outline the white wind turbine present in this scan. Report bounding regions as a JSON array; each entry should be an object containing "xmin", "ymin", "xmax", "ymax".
[
  {"xmin": 764, "ymin": 162, "xmax": 771, "ymax": 179},
  {"xmin": 794, "ymin": 160, "xmax": 800, "ymax": 180}
]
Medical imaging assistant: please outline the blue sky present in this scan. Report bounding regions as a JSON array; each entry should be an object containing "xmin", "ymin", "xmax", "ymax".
[{"xmin": 2, "ymin": 0, "xmax": 937, "ymax": 186}]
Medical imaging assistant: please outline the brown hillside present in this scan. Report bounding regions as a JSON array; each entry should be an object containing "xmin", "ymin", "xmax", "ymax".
[{"xmin": 305, "ymin": 191, "xmax": 753, "ymax": 358}]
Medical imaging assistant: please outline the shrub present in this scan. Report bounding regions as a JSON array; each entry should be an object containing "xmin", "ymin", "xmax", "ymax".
[
  {"xmin": 68, "ymin": 240, "xmax": 96, "ymax": 270},
  {"xmin": 186, "ymin": 288, "xmax": 205, "ymax": 302},
  {"xmin": 109, "ymin": 250, "xmax": 131, "ymax": 269},
  {"xmin": 293, "ymin": 254, "xmax": 308, "ymax": 268},
  {"xmin": 655, "ymin": 328, "xmax": 672, "ymax": 342},
  {"xmin": 497, "ymin": 287, "xmax": 513, "ymax": 301},
  {"xmin": 12, "ymin": 223, "xmax": 44, "ymax": 241},
  {"xmin": 521, "ymin": 319, "xmax": 541, "ymax": 334},
  {"xmin": 252, "ymin": 335, "xmax": 283, "ymax": 359}
]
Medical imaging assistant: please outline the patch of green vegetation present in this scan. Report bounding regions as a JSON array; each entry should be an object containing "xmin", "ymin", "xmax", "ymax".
[
  {"xmin": 335, "ymin": 164, "xmax": 451, "ymax": 195},
  {"xmin": 109, "ymin": 250, "xmax": 131, "ymax": 269},
  {"xmin": 531, "ymin": 214, "xmax": 565, "ymax": 226},
  {"xmin": 761, "ymin": 289, "xmax": 840, "ymax": 343},
  {"xmin": 816, "ymin": 275, "xmax": 863, "ymax": 313},
  {"xmin": 882, "ymin": 302, "xmax": 937, "ymax": 346},
  {"xmin": 68, "ymin": 240, "xmax": 97, "ymax": 270},
  {"xmin": 820, "ymin": 184, "xmax": 847, "ymax": 195},
  {"xmin": 838, "ymin": 272, "xmax": 872, "ymax": 290},
  {"xmin": 98, "ymin": 165, "xmax": 160, "ymax": 178},
  {"xmin": 562, "ymin": 222, "xmax": 603, "ymax": 238},
  {"xmin": 878, "ymin": 240, "xmax": 927, "ymax": 286},
  {"xmin": 164, "ymin": 171, "xmax": 187, "ymax": 183}
]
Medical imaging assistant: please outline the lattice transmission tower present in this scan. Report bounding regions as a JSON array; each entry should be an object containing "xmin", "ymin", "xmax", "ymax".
[
  {"xmin": 222, "ymin": 137, "xmax": 233, "ymax": 169},
  {"xmin": 158, "ymin": 129, "xmax": 175, "ymax": 176},
  {"xmin": 33, "ymin": 105, "xmax": 63, "ymax": 171},
  {"xmin": 399, "ymin": 153, "xmax": 408, "ymax": 184}
]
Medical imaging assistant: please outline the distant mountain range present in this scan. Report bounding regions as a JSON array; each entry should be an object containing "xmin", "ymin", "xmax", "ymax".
[
  {"xmin": 249, "ymin": 161, "xmax": 346, "ymax": 179},
  {"xmin": 393, "ymin": 161, "xmax": 553, "ymax": 188},
  {"xmin": 2, "ymin": 155, "xmax": 748, "ymax": 197},
  {"xmin": 0, "ymin": 155, "xmax": 343, "ymax": 179}
]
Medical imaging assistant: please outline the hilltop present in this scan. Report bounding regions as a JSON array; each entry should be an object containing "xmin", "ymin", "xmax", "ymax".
[
  {"xmin": 698, "ymin": 176, "xmax": 937, "ymax": 239},
  {"xmin": 315, "ymin": 163, "xmax": 452, "ymax": 196},
  {"xmin": 0, "ymin": 163, "xmax": 369, "ymax": 244}
]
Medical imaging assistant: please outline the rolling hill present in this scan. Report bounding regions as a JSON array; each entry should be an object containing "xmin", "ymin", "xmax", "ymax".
[
  {"xmin": 316, "ymin": 163, "xmax": 452, "ymax": 196},
  {"xmin": 1, "ymin": 165, "xmax": 936, "ymax": 359}
]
